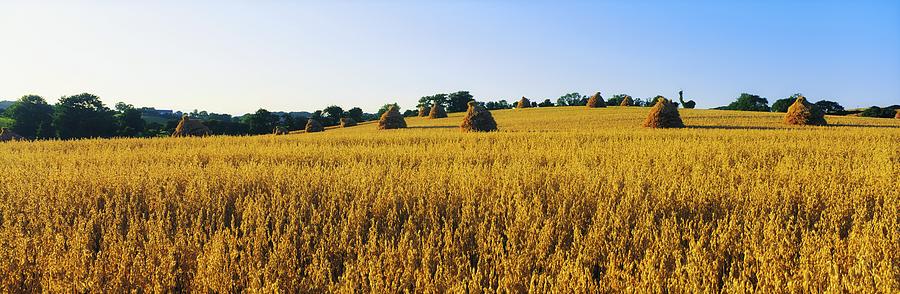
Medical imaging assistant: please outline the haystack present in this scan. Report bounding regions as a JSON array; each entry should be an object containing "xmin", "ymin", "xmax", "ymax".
[
  {"xmin": 619, "ymin": 95, "xmax": 634, "ymax": 106},
  {"xmin": 273, "ymin": 126, "xmax": 289, "ymax": 135},
  {"xmin": 642, "ymin": 97, "xmax": 684, "ymax": 128},
  {"xmin": 378, "ymin": 106, "xmax": 407, "ymax": 129},
  {"xmin": 428, "ymin": 104, "xmax": 448, "ymax": 118},
  {"xmin": 417, "ymin": 106, "xmax": 430, "ymax": 117},
  {"xmin": 460, "ymin": 101, "xmax": 498, "ymax": 132},
  {"xmin": 516, "ymin": 97, "xmax": 531, "ymax": 108},
  {"xmin": 783, "ymin": 95, "xmax": 826, "ymax": 126},
  {"xmin": 171, "ymin": 115, "xmax": 210, "ymax": 137},
  {"xmin": 895, "ymin": 109, "xmax": 899, "ymax": 119},
  {"xmin": 340, "ymin": 117, "xmax": 357, "ymax": 127},
  {"xmin": 305, "ymin": 118, "xmax": 324, "ymax": 133},
  {"xmin": 0, "ymin": 128, "xmax": 24, "ymax": 142},
  {"xmin": 586, "ymin": 92, "xmax": 606, "ymax": 108}
]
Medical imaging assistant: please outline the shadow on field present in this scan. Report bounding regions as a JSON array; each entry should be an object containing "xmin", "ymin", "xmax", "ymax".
[
  {"xmin": 689, "ymin": 125, "xmax": 782, "ymax": 130},
  {"xmin": 829, "ymin": 124, "xmax": 900, "ymax": 129},
  {"xmin": 408, "ymin": 126, "xmax": 457, "ymax": 129}
]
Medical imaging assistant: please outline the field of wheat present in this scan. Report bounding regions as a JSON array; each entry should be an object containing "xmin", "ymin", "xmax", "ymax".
[{"xmin": 0, "ymin": 106, "xmax": 898, "ymax": 292}]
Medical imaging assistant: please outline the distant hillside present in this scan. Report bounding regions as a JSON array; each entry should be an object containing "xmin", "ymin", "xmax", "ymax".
[{"xmin": 0, "ymin": 100, "xmax": 14, "ymax": 110}]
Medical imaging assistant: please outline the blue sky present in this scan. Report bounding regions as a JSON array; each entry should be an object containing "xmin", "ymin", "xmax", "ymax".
[{"xmin": 1, "ymin": 0, "xmax": 898, "ymax": 114}]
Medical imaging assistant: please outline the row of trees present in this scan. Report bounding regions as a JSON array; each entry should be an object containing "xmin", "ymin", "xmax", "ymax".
[
  {"xmin": 716, "ymin": 93, "xmax": 897, "ymax": 117},
  {"xmin": 416, "ymin": 91, "xmax": 476, "ymax": 113},
  {"xmin": 1, "ymin": 94, "xmax": 379, "ymax": 140},
  {"xmin": 2, "ymin": 94, "xmax": 147, "ymax": 139},
  {"xmin": 4, "ymin": 91, "xmax": 893, "ymax": 140}
]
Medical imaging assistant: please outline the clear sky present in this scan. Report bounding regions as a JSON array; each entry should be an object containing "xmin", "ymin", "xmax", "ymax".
[{"xmin": 1, "ymin": 0, "xmax": 898, "ymax": 115}]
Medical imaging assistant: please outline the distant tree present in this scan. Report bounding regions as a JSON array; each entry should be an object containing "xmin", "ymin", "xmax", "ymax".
[
  {"xmin": 448, "ymin": 91, "xmax": 474, "ymax": 113},
  {"xmin": 814, "ymin": 100, "xmax": 844, "ymax": 114},
  {"xmin": 771, "ymin": 95, "xmax": 799, "ymax": 112},
  {"xmin": 402, "ymin": 109, "xmax": 418, "ymax": 117},
  {"xmin": 419, "ymin": 94, "xmax": 448, "ymax": 108},
  {"xmin": 485, "ymin": 100, "xmax": 512, "ymax": 110},
  {"xmin": 530, "ymin": 101, "xmax": 538, "ymax": 108},
  {"xmin": 538, "ymin": 99, "xmax": 554, "ymax": 107},
  {"xmin": 54, "ymin": 93, "xmax": 117, "ymax": 139},
  {"xmin": 376, "ymin": 103, "xmax": 400, "ymax": 118},
  {"xmin": 346, "ymin": 107, "xmax": 364, "ymax": 122},
  {"xmin": 280, "ymin": 113, "xmax": 297, "ymax": 131},
  {"xmin": 361, "ymin": 112, "xmax": 379, "ymax": 121},
  {"xmin": 322, "ymin": 105, "xmax": 344, "ymax": 121},
  {"xmin": 4, "ymin": 95, "xmax": 55, "ymax": 139},
  {"xmin": 115, "ymin": 102, "xmax": 146, "ymax": 137},
  {"xmin": 608, "ymin": 94, "xmax": 631, "ymax": 106},
  {"xmin": 205, "ymin": 120, "xmax": 251, "ymax": 136},
  {"xmin": 144, "ymin": 122, "xmax": 167, "ymax": 137},
  {"xmin": 860, "ymin": 106, "xmax": 896, "ymax": 118},
  {"xmin": 244, "ymin": 108, "xmax": 278, "ymax": 134},
  {"xmin": 556, "ymin": 92, "xmax": 586, "ymax": 106},
  {"xmin": 723, "ymin": 93, "xmax": 770, "ymax": 112},
  {"xmin": 644, "ymin": 96, "xmax": 666, "ymax": 107}
]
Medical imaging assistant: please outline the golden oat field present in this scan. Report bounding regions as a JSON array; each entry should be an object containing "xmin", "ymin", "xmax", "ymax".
[{"xmin": 1, "ymin": 106, "xmax": 898, "ymax": 292}]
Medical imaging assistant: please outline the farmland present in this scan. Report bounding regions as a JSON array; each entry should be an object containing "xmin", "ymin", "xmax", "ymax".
[{"xmin": 0, "ymin": 106, "xmax": 898, "ymax": 292}]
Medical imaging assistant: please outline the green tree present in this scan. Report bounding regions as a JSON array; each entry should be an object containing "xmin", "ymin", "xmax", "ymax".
[
  {"xmin": 322, "ymin": 105, "xmax": 344, "ymax": 121},
  {"xmin": 557, "ymin": 92, "xmax": 586, "ymax": 106},
  {"xmin": 485, "ymin": 100, "xmax": 512, "ymax": 110},
  {"xmin": 115, "ymin": 102, "xmax": 146, "ymax": 137},
  {"xmin": 244, "ymin": 108, "xmax": 278, "ymax": 134},
  {"xmin": 376, "ymin": 103, "xmax": 400, "ymax": 118},
  {"xmin": 54, "ymin": 93, "xmax": 117, "ymax": 139},
  {"xmin": 607, "ymin": 94, "xmax": 631, "ymax": 106},
  {"xmin": 402, "ymin": 109, "xmax": 418, "ymax": 117},
  {"xmin": 4, "ymin": 95, "xmax": 55, "ymax": 139},
  {"xmin": 447, "ymin": 91, "xmax": 474, "ymax": 112},
  {"xmin": 346, "ymin": 107, "xmax": 364, "ymax": 122},
  {"xmin": 644, "ymin": 96, "xmax": 666, "ymax": 107},
  {"xmin": 538, "ymin": 99, "xmax": 554, "ymax": 107},
  {"xmin": 771, "ymin": 95, "xmax": 799, "ymax": 112},
  {"xmin": 814, "ymin": 100, "xmax": 844, "ymax": 114},
  {"xmin": 280, "ymin": 113, "xmax": 297, "ymax": 131},
  {"xmin": 723, "ymin": 93, "xmax": 770, "ymax": 111},
  {"xmin": 418, "ymin": 94, "xmax": 448, "ymax": 108},
  {"xmin": 860, "ymin": 106, "xmax": 896, "ymax": 118}
]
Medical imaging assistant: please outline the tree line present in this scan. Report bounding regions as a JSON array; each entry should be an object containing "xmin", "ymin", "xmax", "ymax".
[
  {"xmin": 714, "ymin": 93, "xmax": 898, "ymax": 117},
  {"xmin": 3, "ymin": 90, "xmax": 895, "ymax": 140},
  {"xmin": 0, "ymin": 93, "xmax": 378, "ymax": 140}
]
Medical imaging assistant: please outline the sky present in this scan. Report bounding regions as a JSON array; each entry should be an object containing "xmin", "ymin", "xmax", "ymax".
[{"xmin": 1, "ymin": 0, "xmax": 898, "ymax": 115}]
